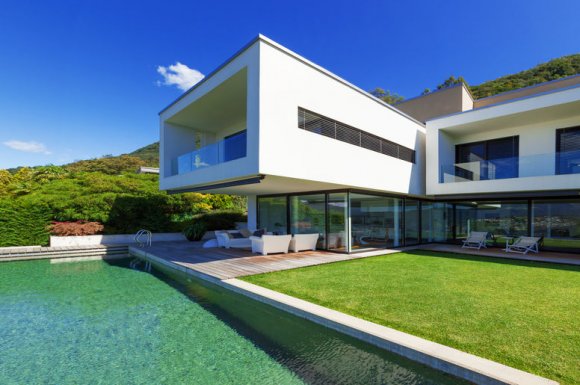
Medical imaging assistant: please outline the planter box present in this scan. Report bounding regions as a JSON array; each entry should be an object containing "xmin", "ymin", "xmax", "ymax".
[{"xmin": 50, "ymin": 233, "xmax": 187, "ymax": 247}]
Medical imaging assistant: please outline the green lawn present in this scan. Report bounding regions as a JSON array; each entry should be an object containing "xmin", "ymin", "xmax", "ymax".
[{"xmin": 242, "ymin": 251, "xmax": 580, "ymax": 385}]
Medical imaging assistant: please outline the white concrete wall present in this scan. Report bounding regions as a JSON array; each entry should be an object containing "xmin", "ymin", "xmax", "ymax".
[
  {"xmin": 258, "ymin": 40, "xmax": 426, "ymax": 196},
  {"xmin": 159, "ymin": 43, "xmax": 261, "ymax": 192},
  {"xmin": 247, "ymin": 195, "xmax": 257, "ymax": 230},
  {"xmin": 50, "ymin": 233, "xmax": 187, "ymax": 247}
]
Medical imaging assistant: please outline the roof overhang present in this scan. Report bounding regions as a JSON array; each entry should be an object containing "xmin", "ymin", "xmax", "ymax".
[{"xmin": 427, "ymin": 85, "xmax": 580, "ymax": 135}]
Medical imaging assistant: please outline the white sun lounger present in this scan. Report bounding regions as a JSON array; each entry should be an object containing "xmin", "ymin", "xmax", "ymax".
[
  {"xmin": 461, "ymin": 231, "xmax": 490, "ymax": 250},
  {"xmin": 505, "ymin": 236, "xmax": 541, "ymax": 254}
]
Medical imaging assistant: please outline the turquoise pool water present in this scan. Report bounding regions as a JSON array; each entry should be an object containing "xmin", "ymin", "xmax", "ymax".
[{"xmin": 0, "ymin": 258, "xmax": 469, "ymax": 384}]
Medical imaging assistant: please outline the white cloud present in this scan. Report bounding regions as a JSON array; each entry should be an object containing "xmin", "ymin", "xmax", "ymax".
[
  {"xmin": 157, "ymin": 62, "xmax": 204, "ymax": 91},
  {"xmin": 3, "ymin": 140, "xmax": 51, "ymax": 155}
]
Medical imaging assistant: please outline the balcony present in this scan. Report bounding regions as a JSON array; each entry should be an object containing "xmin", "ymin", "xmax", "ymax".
[
  {"xmin": 440, "ymin": 150, "xmax": 580, "ymax": 183},
  {"xmin": 174, "ymin": 130, "xmax": 247, "ymax": 175}
]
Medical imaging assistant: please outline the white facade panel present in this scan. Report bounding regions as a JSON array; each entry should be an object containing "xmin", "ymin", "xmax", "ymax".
[{"xmin": 257, "ymin": 41, "xmax": 425, "ymax": 196}]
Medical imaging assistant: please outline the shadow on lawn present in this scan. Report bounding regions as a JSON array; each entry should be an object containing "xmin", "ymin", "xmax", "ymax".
[{"xmin": 404, "ymin": 249, "xmax": 580, "ymax": 272}]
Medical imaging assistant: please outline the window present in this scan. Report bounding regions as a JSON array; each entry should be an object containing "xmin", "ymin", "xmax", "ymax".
[
  {"xmin": 298, "ymin": 107, "xmax": 416, "ymax": 163},
  {"xmin": 350, "ymin": 193, "xmax": 402, "ymax": 250},
  {"xmin": 327, "ymin": 193, "xmax": 348, "ymax": 252},
  {"xmin": 455, "ymin": 136, "xmax": 519, "ymax": 180},
  {"xmin": 258, "ymin": 197, "xmax": 287, "ymax": 235},
  {"xmin": 223, "ymin": 130, "xmax": 247, "ymax": 162},
  {"xmin": 556, "ymin": 126, "xmax": 580, "ymax": 175},
  {"xmin": 404, "ymin": 199, "xmax": 420, "ymax": 246},
  {"xmin": 532, "ymin": 199, "xmax": 580, "ymax": 250},
  {"xmin": 290, "ymin": 194, "xmax": 326, "ymax": 249},
  {"xmin": 455, "ymin": 201, "xmax": 528, "ymax": 247}
]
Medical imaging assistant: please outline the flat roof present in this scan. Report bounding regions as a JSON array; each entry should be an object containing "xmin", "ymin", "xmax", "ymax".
[
  {"xmin": 426, "ymin": 81, "xmax": 580, "ymax": 123},
  {"xmin": 159, "ymin": 34, "xmax": 425, "ymax": 128}
]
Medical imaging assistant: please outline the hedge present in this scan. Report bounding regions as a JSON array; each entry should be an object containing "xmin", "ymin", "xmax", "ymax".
[{"xmin": 0, "ymin": 199, "xmax": 52, "ymax": 247}]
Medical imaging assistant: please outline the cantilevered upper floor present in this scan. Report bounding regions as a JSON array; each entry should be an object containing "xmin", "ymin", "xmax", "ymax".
[{"xmin": 159, "ymin": 35, "xmax": 426, "ymax": 197}]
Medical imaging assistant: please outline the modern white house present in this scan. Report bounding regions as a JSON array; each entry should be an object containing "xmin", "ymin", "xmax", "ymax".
[{"xmin": 159, "ymin": 35, "xmax": 580, "ymax": 253}]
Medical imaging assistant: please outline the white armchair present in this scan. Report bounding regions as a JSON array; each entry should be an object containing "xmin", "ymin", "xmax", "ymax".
[
  {"xmin": 250, "ymin": 235, "xmax": 292, "ymax": 256},
  {"xmin": 289, "ymin": 233, "xmax": 319, "ymax": 252}
]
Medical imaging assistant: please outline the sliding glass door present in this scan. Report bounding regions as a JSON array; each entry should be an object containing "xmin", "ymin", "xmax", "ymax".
[
  {"xmin": 350, "ymin": 193, "xmax": 402, "ymax": 251},
  {"xmin": 404, "ymin": 199, "xmax": 420, "ymax": 246},
  {"xmin": 327, "ymin": 193, "xmax": 348, "ymax": 252},
  {"xmin": 290, "ymin": 194, "xmax": 326, "ymax": 249},
  {"xmin": 257, "ymin": 197, "xmax": 287, "ymax": 235}
]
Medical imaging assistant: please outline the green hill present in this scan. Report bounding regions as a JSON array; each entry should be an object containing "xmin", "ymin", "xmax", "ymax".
[
  {"xmin": 0, "ymin": 142, "xmax": 245, "ymax": 247},
  {"xmin": 373, "ymin": 53, "xmax": 580, "ymax": 103},
  {"xmin": 130, "ymin": 142, "xmax": 159, "ymax": 166},
  {"xmin": 470, "ymin": 54, "xmax": 580, "ymax": 99}
]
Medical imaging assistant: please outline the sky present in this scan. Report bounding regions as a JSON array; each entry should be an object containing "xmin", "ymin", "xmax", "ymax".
[{"xmin": 0, "ymin": 0, "xmax": 579, "ymax": 168}]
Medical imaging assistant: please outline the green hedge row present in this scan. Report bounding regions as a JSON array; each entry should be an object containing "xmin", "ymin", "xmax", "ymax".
[{"xmin": 0, "ymin": 200, "xmax": 52, "ymax": 247}]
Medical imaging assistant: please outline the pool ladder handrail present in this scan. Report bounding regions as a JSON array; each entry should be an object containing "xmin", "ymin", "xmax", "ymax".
[
  {"xmin": 129, "ymin": 258, "xmax": 152, "ymax": 272},
  {"xmin": 134, "ymin": 229, "xmax": 152, "ymax": 248}
]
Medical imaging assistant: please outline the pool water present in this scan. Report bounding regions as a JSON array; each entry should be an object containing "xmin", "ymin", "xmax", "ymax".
[{"xmin": 0, "ymin": 258, "xmax": 469, "ymax": 385}]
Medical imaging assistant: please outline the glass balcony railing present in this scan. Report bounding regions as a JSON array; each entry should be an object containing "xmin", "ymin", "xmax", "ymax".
[
  {"xmin": 440, "ymin": 150, "xmax": 580, "ymax": 183},
  {"xmin": 175, "ymin": 131, "xmax": 247, "ymax": 175}
]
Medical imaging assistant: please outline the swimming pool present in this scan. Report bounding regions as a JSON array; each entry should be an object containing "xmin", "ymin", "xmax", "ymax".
[{"xmin": 0, "ymin": 258, "xmax": 469, "ymax": 384}]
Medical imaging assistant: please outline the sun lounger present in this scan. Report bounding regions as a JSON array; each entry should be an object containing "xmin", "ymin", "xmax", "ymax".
[
  {"xmin": 505, "ymin": 236, "xmax": 541, "ymax": 254},
  {"xmin": 461, "ymin": 231, "xmax": 490, "ymax": 250}
]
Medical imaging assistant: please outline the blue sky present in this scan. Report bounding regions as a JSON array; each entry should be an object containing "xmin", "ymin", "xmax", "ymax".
[{"xmin": 1, "ymin": 0, "xmax": 578, "ymax": 168}]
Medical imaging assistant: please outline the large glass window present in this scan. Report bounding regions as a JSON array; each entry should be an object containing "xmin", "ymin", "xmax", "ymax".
[
  {"xmin": 455, "ymin": 201, "xmax": 528, "ymax": 245},
  {"xmin": 350, "ymin": 193, "xmax": 402, "ymax": 250},
  {"xmin": 556, "ymin": 126, "xmax": 580, "ymax": 175},
  {"xmin": 421, "ymin": 202, "xmax": 452, "ymax": 242},
  {"xmin": 290, "ymin": 194, "xmax": 326, "ymax": 249},
  {"xmin": 257, "ymin": 197, "xmax": 287, "ymax": 235},
  {"xmin": 532, "ymin": 199, "xmax": 580, "ymax": 250},
  {"xmin": 223, "ymin": 130, "xmax": 247, "ymax": 162},
  {"xmin": 455, "ymin": 136, "xmax": 519, "ymax": 180},
  {"xmin": 327, "ymin": 193, "xmax": 348, "ymax": 252},
  {"xmin": 404, "ymin": 199, "xmax": 420, "ymax": 246}
]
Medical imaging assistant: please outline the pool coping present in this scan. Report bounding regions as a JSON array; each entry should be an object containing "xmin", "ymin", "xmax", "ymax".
[{"xmin": 131, "ymin": 247, "xmax": 559, "ymax": 385}]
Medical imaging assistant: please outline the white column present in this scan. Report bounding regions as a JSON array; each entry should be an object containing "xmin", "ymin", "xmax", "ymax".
[{"xmin": 247, "ymin": 195, "xmax": 257, "ymax": 230}]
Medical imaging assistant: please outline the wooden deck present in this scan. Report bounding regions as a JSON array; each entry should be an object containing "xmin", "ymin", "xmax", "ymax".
[
  {"xmin": 128, "ymin": 241, "xmax": 580, "ymax": 281},
  {"xmin": 128, "ymin": 241, "xmax": 399, "ymax": 280}
]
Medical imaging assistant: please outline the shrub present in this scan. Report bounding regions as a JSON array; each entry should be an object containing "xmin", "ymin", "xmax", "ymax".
[
  {"xmin": 182, "ymin": 221, "xmax": 207, "ymax": 241},
  {"xmin": 49, "ymin": 221, "xmax": 104, "ymax": 236},
  {"xmin": 182, "ymin": 210, "xmax": 247, "ymax": 241},
  {"xmin": 0, "ymin": 199, "xmax": 51, "ymax": 247}
]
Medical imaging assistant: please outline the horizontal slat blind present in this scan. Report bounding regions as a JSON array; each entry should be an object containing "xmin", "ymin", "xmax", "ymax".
[{"xmin": 297, "ymin": 107, "xmax": 416, "ymax": 164}]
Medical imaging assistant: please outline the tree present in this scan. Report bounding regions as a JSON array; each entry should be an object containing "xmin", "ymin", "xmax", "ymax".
[
  {"xmin": 422, "ymin": 88, "xmax": 431, "ymax": 95},
  {"xmin": 369, "ymin": 87, "xmax": 405, "ymax": 105},
  {"xmin": 436, "ymin": 75, "xmax": 468, "ymax": 90}
]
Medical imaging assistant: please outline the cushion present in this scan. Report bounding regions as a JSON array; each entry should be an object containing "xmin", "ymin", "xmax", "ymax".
[
  {"xmin": 253, "ymin": 229, "xmax": 265, "ymax": 237},
  {"xmin": 230, "ymin": 232, "xmax": 244, "ymax": 239},
  {"xmin": 239, "ymin": 228, "xmax": 252, "ymax": 238}
]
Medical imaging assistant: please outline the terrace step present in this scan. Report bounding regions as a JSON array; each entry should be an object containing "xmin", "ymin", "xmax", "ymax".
[{"xmin": 0, "ymin": 244, "xmax": 131, "ymax": 261}]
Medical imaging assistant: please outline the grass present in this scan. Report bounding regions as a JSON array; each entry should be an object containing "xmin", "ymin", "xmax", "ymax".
[{"xmin": 241, "ymin": 251, "xmax": 580, "ymax": 385}]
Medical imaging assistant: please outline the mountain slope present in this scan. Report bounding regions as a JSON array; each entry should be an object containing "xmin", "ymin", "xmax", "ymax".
[
  {"xmin": 469, "ymin": 54, "xmax": 580, "ymax": 99},
  {"xmin": 130, "ymin": 142, "xmax": 159, "ymax": 166}
]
